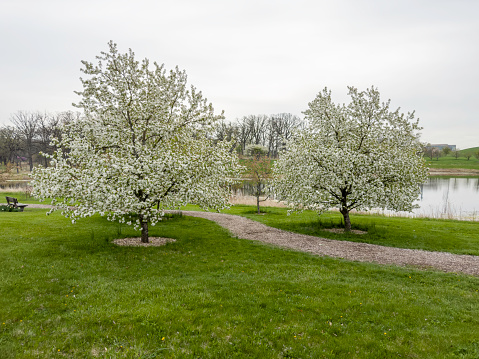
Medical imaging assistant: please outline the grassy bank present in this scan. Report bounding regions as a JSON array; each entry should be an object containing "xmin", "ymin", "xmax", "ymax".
[{"xmin": 1, "ymin": 208, "xmax": 479, "ymax": 358}]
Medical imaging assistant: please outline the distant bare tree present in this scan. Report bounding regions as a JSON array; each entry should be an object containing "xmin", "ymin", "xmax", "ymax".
[
  {"xmin": 233, "ymin": 113, "xmax": 304, "ymax": 156},
  {"xmin": 0, "ymin": 126, "xmax": 21, "ymax": 166},
  {"xmin": 235, "ymin": 118, "xmax": 252, "ymax": 155},
  {"xmin": 269, "ymin": 113, "xmax": 303, "ymax": 157},
  {"xmin": 214, "ymin": 120, "xmax": 236, "ymax": 142},
  {"xmin": 37, "ymin": 113, "xmax": 63, "ymax": 167},
  {"xmin": 248, "ymin": 115, "xmax": 269, "ymax": 145},
  {"xmin": 10, "ymin": 111, "xmax": 41, "ymax": 171},
  {"xmin": 213, "ymin": 120, "xmax": 238, "ymax": 151}
]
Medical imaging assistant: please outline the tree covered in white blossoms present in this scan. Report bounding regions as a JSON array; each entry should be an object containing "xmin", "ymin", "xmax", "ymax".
[
  {"xmin": 273, "ymin": 86, "xmax": 428, "ymax": 231},
  {"xmin": 32, "ymin": 42, "xmax": 241, "ymax": 243}
]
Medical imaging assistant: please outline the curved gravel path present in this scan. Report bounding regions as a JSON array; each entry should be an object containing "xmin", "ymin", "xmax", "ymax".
[
  {"xmin": 26, "ymin": 204, "xmax": 479, "ymax": 276},
  {"xmin": 182, "ymin": 211, "xmax": 479, "ymax": 276}
]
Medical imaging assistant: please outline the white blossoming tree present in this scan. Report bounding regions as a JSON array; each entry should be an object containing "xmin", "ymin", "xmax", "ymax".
[
  {"xmin": 32, "ymin": 42, "xmax": 241, "ymax": 242},
  {"xmin": 273, "ymin": 86, "xmax": 428, "ymax": 231}
]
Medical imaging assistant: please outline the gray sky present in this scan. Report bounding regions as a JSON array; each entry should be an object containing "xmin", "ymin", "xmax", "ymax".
[{"xmin": 1, "ymin": 0, "xmax": 478, "ymax": 148}]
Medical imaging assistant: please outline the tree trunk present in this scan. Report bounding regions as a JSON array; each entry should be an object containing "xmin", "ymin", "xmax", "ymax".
[
  {"xmin": 256, "ymin": 183, "xmax": 261, "ymax": 214},
  {"xmin": 340, "ymin": 208, "xmax": 352, "ymax": 232},
  {"xmin": 139, "ymin": 214, "xmax": 149, "ymax": 243}
]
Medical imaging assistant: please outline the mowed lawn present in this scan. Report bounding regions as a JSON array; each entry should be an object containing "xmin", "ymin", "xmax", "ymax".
[
  {"xmin": 426, "ymin": 156, "xmax": 479, "ymax": 169},
  {"xmin": 425, "ymin": 146, "xmax": 479, "ymax": 169},
  {"xmin": 1, "ymin": 207, "xmax": 479, "ymax": 358}
]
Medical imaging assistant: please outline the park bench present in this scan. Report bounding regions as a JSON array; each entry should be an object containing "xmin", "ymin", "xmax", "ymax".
[{"xmin": 5, "ymin": 196, "xmax": 28, "ymax": 212}]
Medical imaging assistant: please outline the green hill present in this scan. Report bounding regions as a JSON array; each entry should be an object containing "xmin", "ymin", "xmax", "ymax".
[
  {"xmin": 426, "ymin": 146, "xmax": 479, "ymax": 170},
  {"xmin": 460, "ymin": 146, "xmax": 479, "ymax": 154}
]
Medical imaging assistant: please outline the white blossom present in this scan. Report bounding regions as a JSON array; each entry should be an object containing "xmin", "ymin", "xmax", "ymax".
[
  {"xmin": 31, "ymin": 42, "xmax": 241, "ymax": 242},
  {"xmin": 272, "ymin": 86, "xmax": 428, "ymax": 231}
]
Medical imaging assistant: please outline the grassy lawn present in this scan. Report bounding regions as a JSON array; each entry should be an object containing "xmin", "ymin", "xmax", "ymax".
[
  {"xmin": 425, "ymin": 146, "xmax": 479, "ymax": 170},
  {"xmin": 0, "ymin": 191, "xmax": 42, "ymax": 204},
  {"xmin": 220, "ymin": 206, "xmax": 479, "ymax": 256},
  {"xmin": 426, "ymin": 156, "xmax": 479, "ymax": 170},
  {"xmin": 1, "ymin": 208, "xmax": 479, "ymax": 358}
]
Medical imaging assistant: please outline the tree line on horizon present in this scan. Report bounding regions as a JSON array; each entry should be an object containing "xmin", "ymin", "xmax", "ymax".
[
  {"xmin": 214, "ymin": 113, "xmax": 304, "ymax": 157},
  {"xmin": 0, "ymin": 110, "xmax": 305, "ymax": 172},
  {"xmin": 0, "ymin": 111, "xmax": 81, "ymax": 171},
  {"xmin": 3, "ymin": 107, "xmax": 479, "ymax": 176}
]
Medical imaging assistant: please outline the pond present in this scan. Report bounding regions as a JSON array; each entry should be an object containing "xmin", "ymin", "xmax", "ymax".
[
  {"xmin": 2, "ymin": 177, "xmax": 479, "ymax": 220},
  {"xmin": 236, "ymin": 177, "xmax": 479, "ymax": 220},
  {"xmin": 412, "ymin": 177, "xmax": 479, "ymax": 220}
]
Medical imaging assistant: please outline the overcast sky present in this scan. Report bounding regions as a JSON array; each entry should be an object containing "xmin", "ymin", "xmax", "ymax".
[{"xmin": 1, "ymin": 0, "xmax": 478, "ymax": 148}]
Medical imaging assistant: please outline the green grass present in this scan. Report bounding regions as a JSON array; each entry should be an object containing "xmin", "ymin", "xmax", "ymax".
[
  {"xmin": 0, "ymin": 191, "xmax": 42, "ymax": 204},
  {"xmin": 1, "ymin": 208, "xmax": 479, "ymax": 358},
  {"xmin": 426, "ymin": 156, "xmax": 479, "ymax": 170},
  {"xmin": 220, "ymin": 205, "xmax": 479, "ymax": 255},
  {"xmin": 461, "ymin": 146, "xmax": 479, "ymax": 154},
  {"xmin": 425, "ymin": 147, "xmax": 479, "ymax": 169}
]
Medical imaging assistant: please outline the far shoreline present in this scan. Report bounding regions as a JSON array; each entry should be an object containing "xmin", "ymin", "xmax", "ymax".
[{"xmin": 429, "ymin": 168, "xmax": 479, "ymax": 177}]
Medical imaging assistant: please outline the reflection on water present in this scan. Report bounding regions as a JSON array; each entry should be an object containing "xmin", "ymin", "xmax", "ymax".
[
  {"xmin": 237, "ymin": 177, "xmax": 479, "ymax": 220},
  {"xmin": 413, "ymin": 177, "xmax": 479, "ymax": 219}
]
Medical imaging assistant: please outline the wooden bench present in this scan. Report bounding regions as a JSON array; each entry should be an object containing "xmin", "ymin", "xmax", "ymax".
[{"xmin": 5, "ymin": 196, "xmax": 28, "ymax": 212}]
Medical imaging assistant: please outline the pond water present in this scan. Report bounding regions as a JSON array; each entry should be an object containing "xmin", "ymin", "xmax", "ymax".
[
  {"xmin": 411, "ymin": 177, "xmax": 479, "ymax": 220},
  {"xmin": 237, "ymin": 177, "xmax": 479, "ymax": 220},
  {"xmin": 3, "ymin": 177, "xmax": 479, "ymax": 220}
]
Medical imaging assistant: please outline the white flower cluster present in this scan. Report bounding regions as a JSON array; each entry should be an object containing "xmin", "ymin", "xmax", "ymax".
[
  {"xmin": 272, "ymin": 86, "xmax": 428, "ymax": 228},
  {"xmin": 31, "ymin": 42, "xmax": 242, "ymax": 239}
]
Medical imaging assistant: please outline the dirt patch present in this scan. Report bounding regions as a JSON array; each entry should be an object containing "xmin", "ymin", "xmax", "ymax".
[
  {"xmin": 323, "ymin": 228, "xmax": 367, "ymax": 235},
  {"xmin": 113, "ymin": 237, "xmax": 176, "ymax": 247}
]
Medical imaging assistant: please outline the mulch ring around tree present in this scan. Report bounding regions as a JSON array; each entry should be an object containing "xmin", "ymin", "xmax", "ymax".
[{"xmin": 113, "ymin": 237, "xmax": 176, "ymax": 247}]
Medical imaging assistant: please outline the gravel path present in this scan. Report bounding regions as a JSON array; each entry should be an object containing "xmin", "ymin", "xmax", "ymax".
[
  {"xmin": 182, "ymin": 211, "xmax": 479, "ymax": 276},
  {"xmin": 25, "ymin": 204, "xmax": 479, "ymax": 276}
]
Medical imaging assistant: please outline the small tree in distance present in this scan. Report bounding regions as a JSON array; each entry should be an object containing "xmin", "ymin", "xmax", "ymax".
[
  {"xmin": 442, "ymin": 146, "xmax": 451, "ymax": 157},
  {"xmin": 32, "ymin": 42, "xmax": 241, "ymax": 243},
  {"xmin": 243, "ymin": 144, "xmax": 273, "ymax": 214},
  {"xmin": 423, "ymin": 143, "xmax": 436, "ymax": 160},
  {"xmin": 452, "ymin": 149, "xmax": 460, "ymax": 159},
  {"xmin": 273, "ymin": 86, "xmax": 428, "ymax": 232}
]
